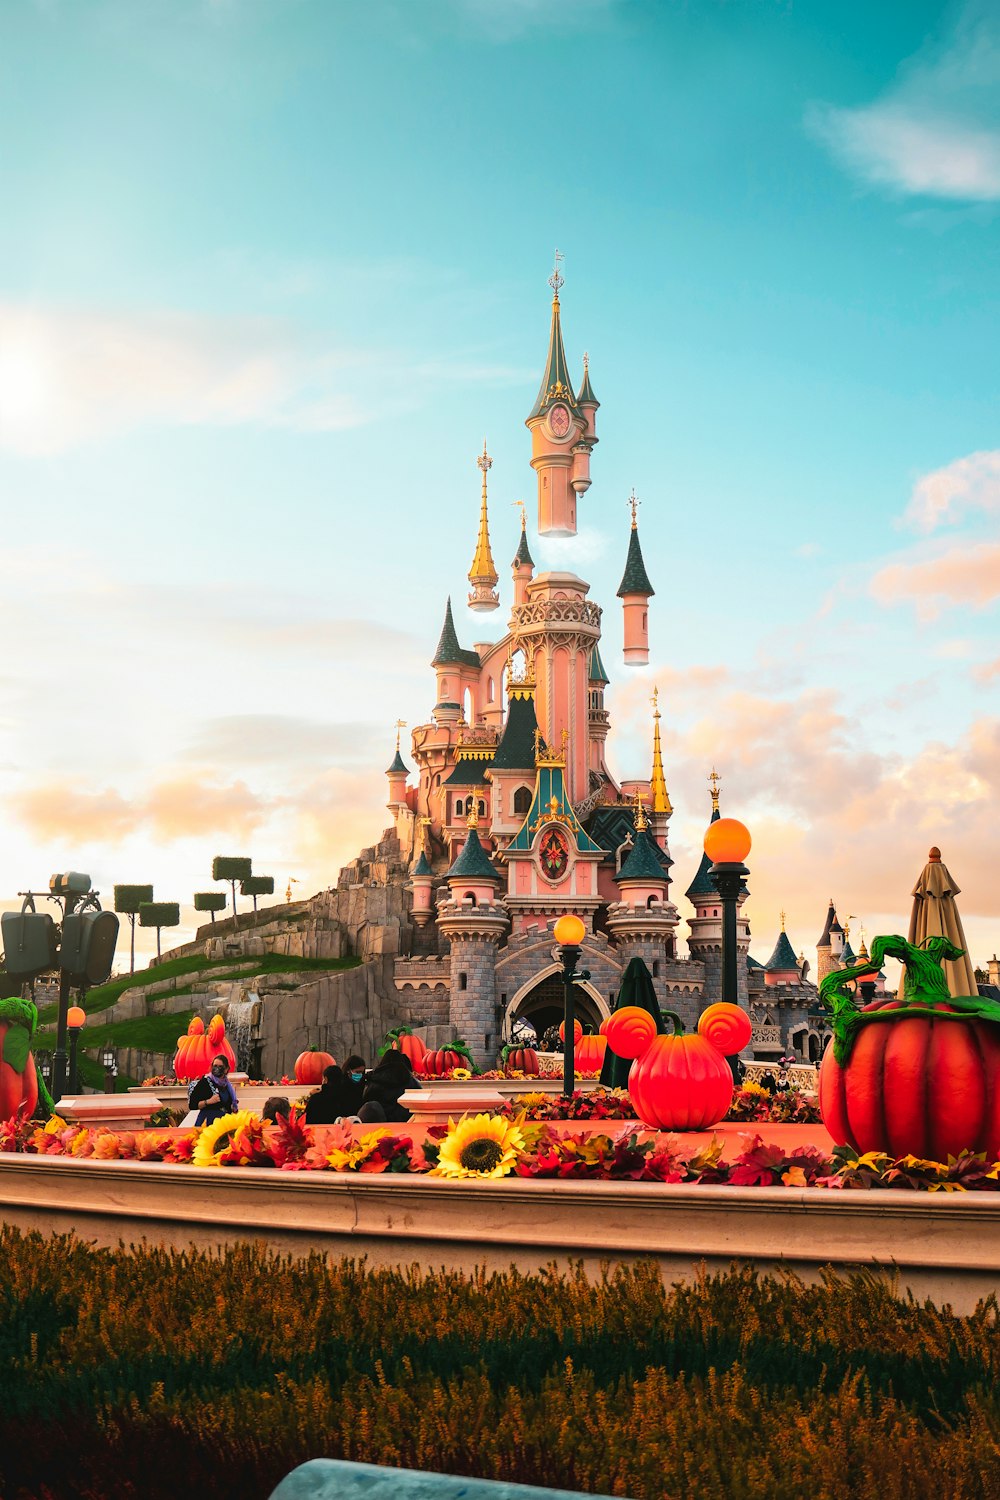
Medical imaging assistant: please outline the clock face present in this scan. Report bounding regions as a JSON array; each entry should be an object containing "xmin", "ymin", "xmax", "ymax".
[
  {"xmin": 538, "ymin": 826, "xmax": 570, "ymax": 881},
  {"xmin": 548, "ymin": 403, "xmax": 571, "ymax": 438}
]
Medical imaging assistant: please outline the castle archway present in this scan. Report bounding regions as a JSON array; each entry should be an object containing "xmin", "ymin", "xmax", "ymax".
[{"xmin": 503, "ymin": 964, "xmax": 610, "ymax": 1043}]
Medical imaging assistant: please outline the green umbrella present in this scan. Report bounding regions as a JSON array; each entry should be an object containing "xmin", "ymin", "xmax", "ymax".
[{"xmin": 599, "ymin": 956, "xmax": 665, "ymax": 1089}]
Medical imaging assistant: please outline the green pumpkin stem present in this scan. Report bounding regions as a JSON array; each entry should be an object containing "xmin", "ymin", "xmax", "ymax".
[{"xmin": 661, "ymin": 1010, "xmax": 685, "ymax": 1036}]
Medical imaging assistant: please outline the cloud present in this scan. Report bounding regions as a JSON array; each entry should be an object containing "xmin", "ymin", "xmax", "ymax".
[
  {"xmin": 15, "ymin": 774, "xmax": 272, "ymax": 845},
  {"xmin": 807, "ymin": 2, "xmax": 1000, "ymax": 201},
  {"xmin": 0, "ymin": 300, "xmax": 534, "ymax": 456},
  {"xmin": 870, "ymin": 541, "xmax": 1000, "ymax": 617},
  {"xmin": 972, "ymin": 656, "xmax": 1000, "ymax": 683},
  {"xmin": 183, "ymin": 715, "xmax": 383, "ymax": 769},
  {"xmin": 904, "ymin": 450, "xmax": 1000, "ymax": 531}
]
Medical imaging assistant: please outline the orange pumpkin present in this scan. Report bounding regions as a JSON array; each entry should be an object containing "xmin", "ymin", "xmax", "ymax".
[
  {"xmin": 505, "ymin": 1047, "xmax": 540, "ymax": 1076},
  {"xmin": 207, "ymin": 1014, "xmax": 237, "ymax": 1071},
  {"xmin": 392, "ymin": 1033, "xmax": 426, "ymax": 1071},
  {"xmin": 605, "ymin": 1002, "xmax": 748, "ymax": 1130},
  {"xmin": 294, "ymin": 1050, "xmax": 336, "ymax": 1085},
  {"xmin": 0, "ymin": 1018, "xmax": 38, "ymax": 1120},
  {"xmin": 697, "ymin": 1002, "xmax": 753, "ymax": 1055},
  {"xmin": 173, "ymin": 1017, "xmax": 211, "ymax": 1081},
  {"xmin": 422, "ymin": 1048, "xmax": 464, "ymax": 1076},
  {"xmin": 574, "ymin": 1034, "xmax": 608, "ymax": 1072},
  {"xmin": 558, "ymin": 1019, "xmax": 583, "ymax": 1044}
]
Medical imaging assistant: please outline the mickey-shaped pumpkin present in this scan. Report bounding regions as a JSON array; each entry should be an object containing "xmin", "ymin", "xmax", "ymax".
[{"xmin": 604, "ymin": 1001, "xmax": 751, "ymax": 1130}]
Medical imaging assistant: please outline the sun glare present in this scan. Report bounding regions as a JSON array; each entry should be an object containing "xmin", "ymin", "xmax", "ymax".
[{"xmin": 0, "ymin": 336, "xmax": 52, "ymax": 438}]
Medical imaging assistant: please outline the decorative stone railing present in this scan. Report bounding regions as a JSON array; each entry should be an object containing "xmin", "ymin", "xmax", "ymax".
[{"xmin": 743, "ymin": 1062, "xmax": 818, "ymax": 1091}]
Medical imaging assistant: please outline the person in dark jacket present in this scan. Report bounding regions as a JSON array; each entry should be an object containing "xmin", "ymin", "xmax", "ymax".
[
  {"xmin": 303, "ymin": 1062, "xmax": 367, "ymax": 1125},
  {"xmin": 360, "ymin": 1049, "xmax": 421, "ymax": 1123},
  {"xmin": 189, "ymin": 1056, "xmax": 239, "ymax": 1125}
]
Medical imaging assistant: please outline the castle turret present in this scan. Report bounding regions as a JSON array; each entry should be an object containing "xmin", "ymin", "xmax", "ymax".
[
  {"xmin": 617, "ymin": 493, "xmax": 654, "ymax": 666},
  {"xmin": 431, "ymin": 597, "xmax": 481, "ymax": 726},
  {"xmin": 525, "ymin": 256, "xmax": 591, "ymax": 537},
  {"xmin": 436, "ymin": 811, "xmax": 509, "ymax": 1065},
  {"xmin": 511, "ymin": 501, "xmax": 534, "ymax": 609},
  {"xmin": 385, "ymin": 723, "xmax": 410, "ymax": 810},
  {"xmin": 409, "ymin": 848, "xmax": 434, "ymax": 928},
  {"xmin": 576, "ymin": 351, "xmax": 599, "ymax": 446},
  {"xmin": 686, "ymin": 770, "xmax": 749, "ymax": 1006},
  {"xmin": 764, "ymin": 913, "xmax": 800, "ymax": 986},
  {"xmin": 816, "ymin": 899, "xmax": 844, "ymax": 986},
  {"xmin": 467, "ymin": 441, "xmax": 499, "ymax": 613}
]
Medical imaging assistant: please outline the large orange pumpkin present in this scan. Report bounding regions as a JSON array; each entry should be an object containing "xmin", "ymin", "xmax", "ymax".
[
  {"xmin": 819, "ymin": 935, "xmax": 1000, "ymax": 1161},
  {"xmin": 207, "ymin": 1014, "xmax": 237, "ymax": 1072},
  {"xmin": 392, "ymin": 1033, "xmax": 426, "ymax": 1071},
  {"xmin": 574, "ymin": 1034, "xmax": 608, "ymax": 1072},
  {"xmin": 605, "ymin": 1002, "xmax": 750, "ymax": 1130},
  {"xmin": 504, "ymin": 1046, "xmax": 540, "ymax": 1076},
  {"xmin": 558, "ymin": 1019, "xmax": 583, "ymax": 1044},
  {"xmin": 0, "ymin": 1017, "xmax": 38, "ymax": 1120},
  {"xmin": 294, "ymin": 1050, "xmax": 336, "ymax": 1085},
  {"xmin": 174, "ymin": 1017, "xmax": 211, "ymax": 1081},
  {"xmin": 422, "ymin": 1048, "xmax": 464, "ymax": 1076}
]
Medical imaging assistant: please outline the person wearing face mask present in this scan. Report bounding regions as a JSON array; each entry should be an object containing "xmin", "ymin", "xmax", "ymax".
[
  {"xmin": 189, "ymin": 1055, "xmax": 240, "ymax": 1126},
  {"xmin": 303, "ymin": 1058, "xmax": 368, "ymax": 1124}
]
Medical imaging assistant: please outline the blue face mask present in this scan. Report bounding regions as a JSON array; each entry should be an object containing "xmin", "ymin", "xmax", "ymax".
[{"xmin": 350, "ymin": 1071, "xmax": 363, "ymax": 1083}]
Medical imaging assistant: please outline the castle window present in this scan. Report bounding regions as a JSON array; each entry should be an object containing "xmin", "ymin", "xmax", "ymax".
[
  {"xmin": 463, "ymin": 892, "xmax": 477, "ymax": 907},
  {"xmin": 459, "ymin": 972, "xmax": 468, "ymax": 990},
  {"xmin": 456, "ymin": 798, "xmax": 465, "ymax": 818},
  {"xmin": 487, "ymin": 677, "xmax": 495, "ymax": 703},
  {"xmin": 643, "ymin": 612, "xmax": 647, "ymax": 630},
  {"xmin": 513, "ymin": 786, "xmax": 531, "ymax": 817},
  {"xmin": 652, "ymin": 961, "xmax": 660, "ymax": 978},
  {"xmin": 477, "ymin": 799, "xmax": 486, "ymax": 818},
  {"xmin": 646, "ymin": 895, "xmax": 659, "ymax": 909}
]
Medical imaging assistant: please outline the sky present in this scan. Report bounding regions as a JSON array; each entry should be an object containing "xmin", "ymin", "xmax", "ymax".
[{"xmin": 0, "ymin": 0, "xmax": 997, "ymax": 973}]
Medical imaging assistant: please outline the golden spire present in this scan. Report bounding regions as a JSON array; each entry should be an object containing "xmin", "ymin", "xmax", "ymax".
[
  {"xmin": 649, "ymin": 686, "xmax": 673, "ymax": 817},
  {"xmin": 780, "ymin": 909, "xmax": 786, "ymax": 931},
  {"xmin": 708, "ymin": 767, "xmax": 721, "ymax": 813},
  {"xmin": 466, "ymin": 804, "xmax": 480, "ymax": 831},
  {"xmin": 628, "ymin": 489, "xmax": 640, "ymax": 529},
  {"xmin": 467, "ymin": 440, "xmax": 499, "ymax": 611},
  {"xmin": 634, "ymin": 790, "xmax": 648, "ymax": 831}
]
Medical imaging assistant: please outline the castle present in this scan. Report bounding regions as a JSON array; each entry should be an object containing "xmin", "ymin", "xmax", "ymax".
[{"xmin": 368, "ymin": 266, "xmax": 866, "ymax": 1069}]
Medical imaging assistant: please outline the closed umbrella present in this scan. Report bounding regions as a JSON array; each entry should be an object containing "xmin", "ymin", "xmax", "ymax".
[
  {"xmin": 599, "ymin": 955, "xmax": 665, "ymax": 1089},
  {"xmin": 908, "ymin": 846, "xmax": 979, "ymax": 998}
]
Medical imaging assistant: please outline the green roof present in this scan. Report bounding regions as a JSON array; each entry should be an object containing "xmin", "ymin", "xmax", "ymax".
[
  {"xmin": 685, "ymin": 807, "xmax": 720, "ymax": 898},
  {"xmin": 412, "ymin": 851, "xmax": 432, "ymax": 876},
  {"xmin": 443, "ymin": 757, "xmax": 489, "ymax": 787},
  {"xmin": 577, "ymin": 360, "xmax": 599, "ymax": 407},
  {"xmin": 585, "ymin": 805, "xmax": 673, "ymax": 870},
  {"xmin": 513, "ymin": 529, "xmax": 534, "ymax": 569},
  {"xmin": 616, "ymin": 828, "xmax": 669, "ymax": 884},
  {"xmin": 386, "ymin": 748, "xmax": 409, "ymax": 775},
  {"xmin": 491, "ymin": 691, "xmax": 539, "ymax": 771},
  {"xmin": 841, "ymin": 939, "xmax": 856, "ymax": 966},
  {"xmin": 588, "ymin": 642, "xmax": 609, "ymax": 685},
  {"xmin": 765, "ymin": 931, "xmax": 799, "ymax": 973},
  {"xmin": 817, "ymin": 901, "xmax": 838, "ymax": 947},
  {"xmin": 431, "ymin": 598, "xmax": 481, "ymax": 670},
  {"xmin": 447, "ymin": 828, "xmax": 500, "ymax": 883},
  {"xmin": 527, "ymin": 296, "xmax": 581, "ymax": 422},
  {"xmin": 747, "ymin": 954, "xmax": 764, "ymax": 970},
  {"xmin": 617, "ymin": 526, "xmax": 654, "ymax": 598},
  {"xmin": 507, "ymin": 762, "xmax": 603, "ymax": 854}
]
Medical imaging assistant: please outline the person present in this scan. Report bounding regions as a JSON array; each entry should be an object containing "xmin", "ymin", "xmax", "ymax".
[
  {"xmin": 303, "ymin": 1062, "xmax": 367, "ymax": 1125},
  {"xmin": 189, "ymin": 1056, "xmax": 239, "ymax": 1125},
  {"xmin": 361, "ymin": 1048, "xmax": 421, "ymax": 1123},
  {"xmin": 261, "ymin": 1095, "xmax": 291, "ymax": 1124}
]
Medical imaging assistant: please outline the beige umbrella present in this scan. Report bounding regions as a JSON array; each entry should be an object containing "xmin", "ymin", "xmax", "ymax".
[{"xmin": 908, "ymin": 846, "xmax": 979, "ymax": 997}]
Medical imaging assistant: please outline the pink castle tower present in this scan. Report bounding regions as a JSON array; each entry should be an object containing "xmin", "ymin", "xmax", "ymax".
[
  {"xmin": 525, "ymin": 252, "xmax": 597, "ymax": 537},
  {"xmin": 618, "ymin": 492, "xmax": 655, "ymax": 666}
]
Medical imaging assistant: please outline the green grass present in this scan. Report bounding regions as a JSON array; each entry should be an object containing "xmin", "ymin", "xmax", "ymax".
[{"xmin": 35, "ymin": 952, "xmax": 361, "ymax": 1026}]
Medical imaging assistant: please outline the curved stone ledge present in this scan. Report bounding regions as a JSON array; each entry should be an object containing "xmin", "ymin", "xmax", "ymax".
[{"xmin": 1, "ymin": 1156, "xmax": 998, "ymax": 1311}]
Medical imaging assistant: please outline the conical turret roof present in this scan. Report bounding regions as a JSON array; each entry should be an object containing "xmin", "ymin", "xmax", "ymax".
[
  {"xmin": 431, "ymin": 598, "xmax": 481, "ymax": 669},
  {"xmin": 765, "ymin": 930, "xmax": 799, "ymax": 973},
  {"xmin": 412, "ymin": 850, "xmax": 432, "ymax": 877},
  {"xmin": 617, "ymin": 523, "xmax": 654, "ymax": 597},
  {"xmin": 527, "ymin": 290, "xmax": 581, "ymax": 422},
  {"xmin": 513, "ymin": 525, "xmax": 534, "ymax": 570},
  {"xmin": 447, "ymin": 826, "xmax": 500, "ymax": 883},
  {"xmin": 686, "ymin": 805, "xmax": 720, "ymax": 899},
  {"xmin": 616, "ymin": 827, "xmax": 669, "ymax": 884},
  {"xmin": 386, "ymin": 748, "xmax": 409, "ymax": 776},
  {"xmin": 492, "ymin": 689, "xmax": 539, "ymax": 770},
  {"xmin": 576, "ymin": 354, "xmax": 599, "ymax": 408},
  {"xmin": 817, "ymin": 900, "xmax": 840, "ymax": 947},
  {"xmin": 588, "ymin": 643, "xmax": 609, "ymax": 685}
]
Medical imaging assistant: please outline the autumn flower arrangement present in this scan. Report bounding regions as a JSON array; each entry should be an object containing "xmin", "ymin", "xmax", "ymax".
[
  {"xmin": 726, "ymin": 1084, "xmax": 822, "ymax": 1125},
  {"xmin": 498, "ymin": 1088, "xmax": 636, "ymax": 1122}
]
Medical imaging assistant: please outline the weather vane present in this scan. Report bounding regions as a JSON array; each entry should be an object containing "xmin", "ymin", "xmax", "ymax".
[
  {"xmin": 651, "ymin": 685, "xmax": 660, "ymax": 718},
  {"xmin": 477, "ymin": 439, "xmax": 492, "ymax": 476},
  {"xmin": 512, "ymin": 499, "xmax": 526, "ymax": 530},
  {"xmin": 628, "ymin": 489, "xmax": 640, "ymax": 527},
  {"xmin": 394, "ymin": 718, "xmax": 407, "ymax": 751},
  {"xmin": 548, "ymin": 248, "xmax": 564, "ymax": 298}
]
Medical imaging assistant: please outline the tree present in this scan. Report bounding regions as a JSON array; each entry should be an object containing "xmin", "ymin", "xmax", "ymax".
[
  {"xmin": 212, "ymin": 857, "xmax": 252, "ymax": 928},
  {"xmin": 138, "ymin": 901, "xmax": 180, "ymax": 961},
  {"xmin": 193, "ymin": 891, "xmax": 227, "ymax": 924},
  {"xmin": 114, "ymin": 884, "xmax": 154, "ymax": 974},
  {"xmin": 240, "ymin": 875, "xmax": 274, "ymax": 914}
]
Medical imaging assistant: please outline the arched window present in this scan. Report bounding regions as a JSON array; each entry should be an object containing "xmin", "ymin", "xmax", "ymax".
[
  {"xmin": 462, "ymin": 893, "xmax": 477, "ymax": 908},
  {"xmin": 513, "ymin": 786, "xmax": 532, "ymax": 817},
  {"xmin": 646, "ymin": 894, "xmax": 659, "ymax": 909},
  {"xmin": 487, "ymin": 677, "xmax": 495, "ymax": 703},
  {"xmin": 477, "ymin": 799, "xmax": 486, "ymax": 818},
  {"xmin": 455, "ymin": 798, "xmax": 465, "ymax": 818}
]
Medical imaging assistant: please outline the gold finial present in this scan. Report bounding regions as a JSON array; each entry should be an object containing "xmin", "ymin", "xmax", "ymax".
[
  {"xmin": 650, "ymin": 689, "xmax": 672, "ymax": 817},
  {"xmin": 583, "ymin": 350, "xmax": 589, "ymax": 372},
  {"xmin": 466, "ymin": 805, "xmax": 480, "ymax": 831},
  {"xmin": 780, "ymin": 909, "xmax": 786, "ymax": 931},
  {"xmin": 476, "ymin": 438, "xmax": 492, "ymax": 479},
  {"xmin": 394, "ymin": 718, "xmax": 407, "ymax": 752},
  {"xmin": 628, "ymin": 489, "xmax": 639, "ymax": 529},
  {"xmin": 285, "ymin": 876, "xmax": 300, "ymax": 903},
  {"xmin": 548, "ymin": 248, "xmax": 564, "ymax": 302},
  {"xmin": 512, "ymin": 499, "xmax": 526, "ymax": 531},
  {"xmin": 561, "ymin": 727, "xmax": 570, "ymax": 754},
  {"xmin": 534, "ymin": 727, "xmax": 544, "ymax": 762},
  {"xmin": 634, "ymin": 790, "xmax": 648, "ymax": 832},
  {"xmin": 708, "ymin": 767, "xmax": 721, "ymax": 813}
]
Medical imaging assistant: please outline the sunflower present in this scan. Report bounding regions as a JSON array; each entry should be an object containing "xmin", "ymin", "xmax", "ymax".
[
  {"xmin": 450, "ymin": 1067, "xmax": 472, "ymax": 1080},
  {"xmin": 192, "ymin": 1111, "xmax": 259, "ymax": 1168},
  {"xmin": 432, "ymin": 1112, "xmax": 524, "ymax": 1179}
]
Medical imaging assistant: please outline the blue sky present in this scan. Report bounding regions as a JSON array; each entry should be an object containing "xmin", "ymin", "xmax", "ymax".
[{"xmin": 0, "ymin": 0, "xmax": 996, "ymax": 969}]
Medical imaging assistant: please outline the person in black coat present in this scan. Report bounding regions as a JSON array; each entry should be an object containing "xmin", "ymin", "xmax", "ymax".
[
  {"xmin": 303, "ymin": 1061, "xmax": 368, "ymax": 1125},
  {"xmin": 360, "ymin": 1049, "xmax": 421, "ymax": 1123}
]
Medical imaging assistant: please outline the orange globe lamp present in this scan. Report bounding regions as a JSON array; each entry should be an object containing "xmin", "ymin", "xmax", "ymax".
[
  {"xmin": 66, "ymin": 1006, "xmax": 86, "ymax": 1029},
  {"xmin": 553, "ymin": 913, "xmax": 586, "ymax": 947},
  {"xmin": 703, "ymin": 817, "xmax": 751, "ymax": 866}
]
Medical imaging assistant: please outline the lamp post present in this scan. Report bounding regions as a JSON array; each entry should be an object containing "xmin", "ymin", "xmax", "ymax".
[
  {"xmin": 553, "ymin": 914, "xmax": 590, "ymax": 1097},
  {"xmin": 66, "ymin": 1005, "xmax": 86, "ymax": 1096},
  {"xmin": 705, "ymin": 818, "xmax": 751, "ymax": 1008},
  {"xmin": 50, "ymin": 871, "xmax": 92, "ymax": 1103},
  {"xmin": 103, "ymin": 1046, "xmax": 118, "ymax": 1094}
]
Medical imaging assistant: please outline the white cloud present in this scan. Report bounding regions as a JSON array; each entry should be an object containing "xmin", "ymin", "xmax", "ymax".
[
  {"xmin": 807, "ymin": 2, "xmax": 1000, "ymax": 201},
  {"xmin": 904, "ymin": 450, "xmax": 1000, "ymax": 531}
]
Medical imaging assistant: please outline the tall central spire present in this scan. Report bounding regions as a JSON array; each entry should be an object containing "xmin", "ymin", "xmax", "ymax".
[
  {"xmin": 467, "ymin": 439, "xmax": 499, "ymax": 612},
  {"xmin": 525, "ymin": 254, "xmax": 597, "ymax": 537},
  {"xmin": 650, "ymin": 687, "xmax": 673, "ymax": 817},
  {"xmin": 527, "ymin": 254, "xmax": 580, "ymax": 423}
]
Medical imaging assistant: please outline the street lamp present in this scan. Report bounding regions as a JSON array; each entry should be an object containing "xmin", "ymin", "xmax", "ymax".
[
  {"xmin": 66, "ymin": 1005, "xmax": 86, "ymax": 1095},
  {"xmin": 705, "ymin": 818, "xmax": 751, "ymax": 1008},
  {"xmin": 553, "ymin": 913, "xmax": 590, "ymax": 1097},
  {"xmin": 102, "ymin": 1045, "xmax": 118, "ymax": 1094}
]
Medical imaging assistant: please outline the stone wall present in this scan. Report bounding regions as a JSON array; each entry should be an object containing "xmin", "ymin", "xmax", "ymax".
[{"xmin": 256, "ymin": 958, "xmax": 405, "ymax": 1077}]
